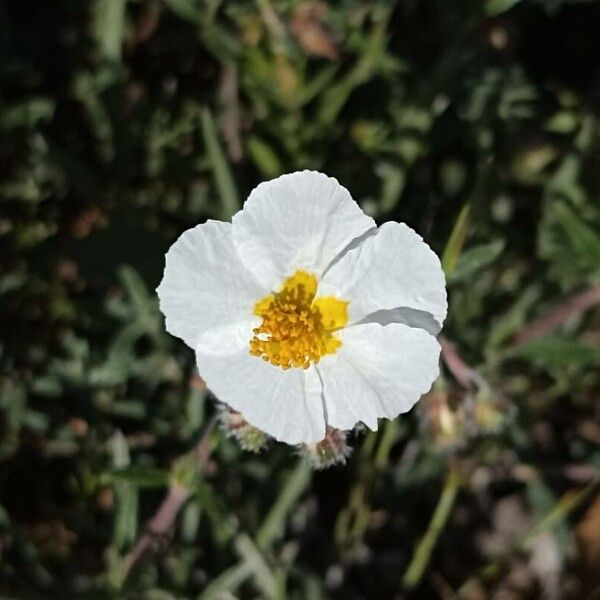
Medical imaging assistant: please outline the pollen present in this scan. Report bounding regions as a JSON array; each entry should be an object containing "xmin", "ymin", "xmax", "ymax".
[{"xmin": 249, "ymin": 270, "xmax": 348, "ymax": 370}]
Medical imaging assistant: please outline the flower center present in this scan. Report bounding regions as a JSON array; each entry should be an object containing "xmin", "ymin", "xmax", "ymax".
[{"xmin": 249, "ymin": 270, "xmax": 348, "ymax": 370}]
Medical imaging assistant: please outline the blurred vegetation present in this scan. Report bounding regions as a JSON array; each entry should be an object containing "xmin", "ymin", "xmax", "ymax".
[{"xmin": 1, "ymin": 0, "xmax": 600, "ymax": 597}]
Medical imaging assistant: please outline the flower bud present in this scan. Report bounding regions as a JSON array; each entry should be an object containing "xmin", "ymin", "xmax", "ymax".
[
  {"xmin": 217, "ymin": 405, "xmax": 269, "ymax": 453},
  {"xmin": 300, "ymin": 426, "xmax": 352, "ymax": 470},
  {"xmin": 420, "ymin": 392, "xmax": 466, "ymax": 450}
]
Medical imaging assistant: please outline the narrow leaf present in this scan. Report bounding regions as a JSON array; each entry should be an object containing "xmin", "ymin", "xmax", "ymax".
[
  {"xmin": 200, "ymin": 106, "xmax": 239, "ymax": 219},
  {"xmin": 442, "ymin": 204, "xmax": 471, "ymax": 277}
]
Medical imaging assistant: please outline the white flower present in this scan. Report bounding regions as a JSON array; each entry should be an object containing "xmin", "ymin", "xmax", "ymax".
[{"xmin": 157, "ymin": 171, "xmax": 447, "ymax": 445}]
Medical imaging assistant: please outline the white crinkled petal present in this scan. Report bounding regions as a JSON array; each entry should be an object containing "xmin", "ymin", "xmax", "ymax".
[
  {"xmin": 320, "ymin": 221, "xmax": 447, "ymax": 328},
  {"xmin": 196, "ymin": 342, "xmax": 326, "ymax": 444},
  {"xmin": 317, "ymin": 322, "xmax": 441, "ymax": 432},
  {"xmin": 232, "ymin": 171, "xmax": 375, "ymax": 290},
  {"xmin": 156, "ymin": 220, "xmax": 266, "ymax": 350}
]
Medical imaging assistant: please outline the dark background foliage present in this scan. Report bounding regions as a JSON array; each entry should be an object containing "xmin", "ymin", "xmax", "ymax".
[{"xmin": 1, "ymin": 0, "xmax": 600, "ymax": 597}]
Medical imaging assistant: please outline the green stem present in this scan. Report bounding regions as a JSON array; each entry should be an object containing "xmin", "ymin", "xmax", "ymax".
[{"xmin": 401, "ymin": 465, "xmax": 461, "ymax": 591}]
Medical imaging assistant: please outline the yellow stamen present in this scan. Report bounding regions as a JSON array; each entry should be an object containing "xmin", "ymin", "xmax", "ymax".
[{"xmin": 249, "ymin": 270, "xmax": 348, "ymax": 370}]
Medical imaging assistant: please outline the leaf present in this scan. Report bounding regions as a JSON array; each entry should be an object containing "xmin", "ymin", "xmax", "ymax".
[
  {"xmin": 486, "ymin": 286, "xmax": 541, "ymax": 351},
  {"xmin": 92, "ymin": 0, "xmax": 127, "ymax": 62},
  {"xmin": 234, "ymin": 534, "xmax": 278, "ymax": 598},
  {"xmin": 376, "ymin": 162, "xmax": 406, "ymax": 214},
  {"xmin": 101, "ymin": 399, "xmax": 147, "ymax": 419},
  {"xmin": 527, "ymin": 479, "xmax": 569, "ymax": 554},
  {"xmin": 485, "ymin": 0, "xmax": 523, "ymax": 16},
  {"xmin": 31, "ymin": 375, "xmax": 63, "ymax": 397},
  {"xmin": 109, "ymin": 432, "xmax": 139, "ymax": 549},
  {"xmin": 118, "ymin": 265, "xmax": 153, "ymax": 315},
  {"xmin": 247, "ymin": 135, "xmax": 283, "ymax": 179},
  {"xmin": 545, "ymin": 111, "xmax": 579, "ymax": 135},
  {"xmin": 539, "ymin": 200, "xmax": 600, "ymax": 289},
  {"xmin": 256, "ymin": 460, "xmax": 312, "ymax": 551},
  {"xmin": 0, "ymin": 98, "xmax": 56, "ymax": 129},
  {"xmin": 0, "ymin": 384, "xmax": 27, "ymax": 429},
  {"xmin": 100, "ymin": 467, "xmax": 169, "ymax": 488},
  {"xmin": 552, "ymin": 202, "xmax": 600, "ymax": 266},
  {"xmin": 0, "ymin": 503, "xmax": 9, "ymax": 527},
  {"xmin": 510, "ymin": 337, "xmax": 600, "ymax": 368},
  {"xmin": 200, "ymin": 106, "xmax": 239, "ymax": 219},
  {"xmin": 316, "ymin": 13, "xmax": 391, "ymax": 127},
  {"xmin": 442, "ymin": 204, "xmax": 471, "ymax": 277},
  {"xmin": 194, "ymin": 481, "xmax": 237, "ymax": 544},
  {"xmin": 449, "ymin": 239, "xmax": 505, "ymax": 283},
  {"xmin": 162, "ymin": 0, "xmax": 201, "ymax": 22},
  {"xmin": 180, "ymin": 501, "xmax": 202, "ymax": 544},
  {"xmin": 296, "ymin": 65, "xmax": 338, "ymax": 106},
  {"xmin": 185, "ymin": 387, "xmax": 206, "ymax": 433},
  {"xmin": 198, "ymin": 562, "xmax": 255, "ymax": 600},
  {"xmin": 546, "ymin": 155, "xmax": 586, "ymax": 207}
]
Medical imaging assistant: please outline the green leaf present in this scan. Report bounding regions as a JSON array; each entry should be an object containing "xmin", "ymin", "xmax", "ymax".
[
  {"xmin": 376, "ymin": 162, "xmax": 406, "ymax": 214},
  {"xmin": 0, "ymin": 98, "xmax": 56, "ymax": 129},
  {"xmin": 0, "ymin": 384, "xmax": 27, "ymax": 429},
  {"xmin": 510, "ymin": 337, "xmax": 600, "ymax": 368},
  {"xmin": 184, "ymin": 387, "xmax": 206, "ymax": 435},
  {"xmin": 92, "ymin": 0, "xmax": 127, "ymax": 62},
  {"xmin": 256, "ymin": 460, "xmax": 312, "ymax": 551},
  {"xmin": 526, "ymin": 479, "xmax": 569, "ymax": 555},
  {"xmin": 247, "ymin": 136, "xmax": 283, "ymax": 179},
  {"xmin": 539, "ymin": 200, "xmax": 600, "ymax": 289},
  {"xmin": 109, "ymin": 432, "xmax": 139, "ymax": 549},
  {"xmin": 449, "ymin": 239, "xmax": 505, "ymax": 283},
  {"xmin": 297, "ymin": 65, "xmax": 339, "ymax": 106},
  {"xmin": 316, "ymin": 12, "xmax": 391, "ymax": 127},
  {"xmin": 0, "ymin": 502, "xmax": 9, "ymax": 527},
  {"xmin": 552, "ymin": 202, "xmax": 600, "ymax": 266},
  {"xmin": 118, "ymin": 265, "xmax": 153, "ymax": 314},
  {"xmin": 31, "ymin": 375, "xmax": 63, "ymax": 397},
  {"xmin": 198, "ymin": 561, "xmax": 255, "ymax": 600},
  {"xmin": 100, "ymin": 467, "xmax": 169, "ymax": 488},
  {"xmin": 486, "ymin": 286, "xmax": 541, "ymax": 352},
  {"xmin": 194, "ymin": 481, "xmax": 237, "ymax": 544},
  {"xmin": 200, "ymin": 106, "xmax": 239, "ymax": 219},
  {"xmin": 234, "ymin": 534, "xmax": 278, "ymax": 598},
  {"xmin": 485, "ymin": 0, "xmax": 523, "ymax": 16},
  {"xmin": 442, "ymin": 204, "xmax": 471, "ymax": 277},
  {"xmin": 162, "ymin": 0, "xmax": 201, "ymax": 23},
  {"xmin": 181, "ymin": 501, "xmax": 202, "ymax": 544}
]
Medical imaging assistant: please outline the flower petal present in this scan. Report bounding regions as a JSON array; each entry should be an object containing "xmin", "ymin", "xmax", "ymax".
[
  {"xmin": 320, "ymin": 221, "xmax": 447, "ymax": 328},
  {"xmin": 196, "ymin": 342, "xmax": 326, "ymax": 444},
  {"xmin": 317, "ymin": 322, "xmax": 441, "ymax": 432},
  {"xmin": 232, "ymin": 171, "xmax": 375, "ymax": 289},
  {"xmin": 157, "ymin": 220, "xmax": 266, "ymax": 350}
]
